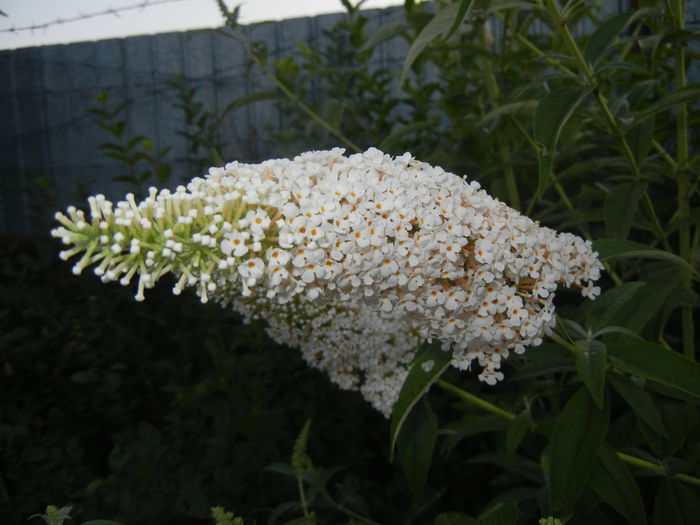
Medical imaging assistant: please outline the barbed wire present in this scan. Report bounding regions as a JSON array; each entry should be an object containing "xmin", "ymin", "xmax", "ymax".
[{"xmin": 0, "ymin": 0, "xmax": 194, "ymax": 34}]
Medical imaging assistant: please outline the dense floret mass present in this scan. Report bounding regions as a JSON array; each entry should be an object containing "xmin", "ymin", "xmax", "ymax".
[{"xmin": 52, "ymin": 148, "xmax": 603, "ymax": 416}]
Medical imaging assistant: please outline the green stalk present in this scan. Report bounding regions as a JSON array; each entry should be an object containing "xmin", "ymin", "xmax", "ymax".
[
  {"xmin": 500, "ymin": 141, "xmax": 521, "ymax": 211},
  {"xmin": 220, "ymin": 28, "xmax": 362, "ymax": 153},
  {"xmin": 671, "ymin": 0, "xmax": 694, "ymax": 362},
  {"xmin": 652, "ymin": 139, "xmax": 679, "ymax": 169},
  {"xmin": 297, "ymin": 474, "xmax": 310, "ymax": 518},
  {"xmin": 618, "ymin": 452, "xmax": 700, "ymax": 488},
  {"xmin": 502, "ymin": 14, "xmax": 576, "ymax": 78},
  {"xmin": 480, "ymin": 20, "xmax": 521, "ymax": 210},
  {"xmin": 542, "ymin": 0, "xmax": 671, "ymax": 251},
  {"xmin": 320, "ymin": 488, "xmax": 382, "ymax": 525},
  {"xmin": 436, "ymin": 379, "xmax": 516, "ymax": 420},
  {"xmin": 670, "ymin": 0, "xmax": 697, "ymax": 460},
  {"xmin": 436, "ymin": 378, "xmax": 700, "ymax": 487},
  {"xmin": 509, "ymin": 117, "xmax": 623, "ymax": 286}
]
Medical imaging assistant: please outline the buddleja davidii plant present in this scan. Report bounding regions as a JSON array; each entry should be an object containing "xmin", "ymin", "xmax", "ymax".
[
  {"xmin": 389, "ymin": 0, "xmax": 700, "ymax": 523},
  {"xmin": 215, "ymin": 0, "xmax": 400, "ymax": 158},
  {"xmin": 88, "ymin": 92, "xmax": 173, "ymax": 199},
  {"xmin": 396, "ymin": 0, "xmax": 553, "ymax": 209},
  {"xmin": 269, "ymin": 1, "xmax": 401, "ymax": 154}
]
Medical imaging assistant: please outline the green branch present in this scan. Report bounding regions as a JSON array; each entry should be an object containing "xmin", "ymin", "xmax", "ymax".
[
  {"xmin": 217, "ymin": 28, "xmax": 363, "ymax": 154},
  {"xmin": 437, "ymin": 379, "xmax": 516, "ymax": 420},
  {"xmin": 671, "ymin": 0, "xmax": 694, "ymax": 362},
  {"xmin": 436, "ymin": 378, "xmax": 700, "ymax": 487},
  {"xmin": 541, "ymin": 0, "xmax": 671, "ymax": 252}
]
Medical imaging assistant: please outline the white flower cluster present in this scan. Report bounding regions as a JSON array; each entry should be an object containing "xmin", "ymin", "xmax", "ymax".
[{"xmin": 52, "ymin": 148, "xmax": 603, "ymax": 416}]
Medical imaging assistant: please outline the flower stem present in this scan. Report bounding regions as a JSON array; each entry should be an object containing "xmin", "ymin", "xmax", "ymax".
[
  {"xmin": 437, "ymin": 379, "xmax": 516, "ymax": 420},
  {"xmin": 543, "ymin": 0, "xmax": 671, "ymax": 251},
  {"xmin": 671, "ymin": 0, "xmax": 694, "ymax": 363},
  {"xmin": 297, "ymin": 474, "xmax": 310, "ymax": 518},
  {"xmin": 436, "ymin": 377, "xmax": 700, "ymax": 487},
  {"xmin": 508, "ymin": 117, "xmax": 622, "ymax": 286},
  {"xmin": 221, "ymin": 28, "xmax": 363, "ymax": 154}
]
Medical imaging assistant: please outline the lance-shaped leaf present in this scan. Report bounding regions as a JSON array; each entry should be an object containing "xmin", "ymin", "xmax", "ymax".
[
  {"xmin": 380, "ymin": 117, "xmax": 440, "ymax": 152},
  {"xmin": 434, "ymin": 512, "xmax": 477, "ymax": 525},
  {"xmin": 592, "ymin": 239, "xmax": 698, "ymax": 276},
  {"xmin": 634, "ymin": 84, "xmax": 700, "ymax": 124},
  {"xmin": 533, "ymin": 87, "xmax": 592, "ymax": 197},
  {"xmin": 607, "ymin": 339, "xmax": 700, "ymax": 403},
  {"xmin": 588, "ymin": 442, "xmax": 647, "ymax": 525},
  {"xmin": 400, "ymin": 0, "xmax": 476, "ymax": 85},
  {"xmin": 574, "ymin": 339, "xmax": 607, "ymax": 409},
  {"xmin": 625, "ymin": 116, "xmax": 655, "ymax": 164},
  {"xmin": 550, "ymin": 388, "xmax": 610, "ymax": 516},
  {"xmin": 584, "ymin": 282, "xmax": 645, "ymax": 330},
  {"xmin": 359, "ymin": 20, "xmax": 408, "ymax": 52},
  {"xmin": 506, "ymin": 408, "xmax": 532, "ymax": 457},
  {"xmin": 653, "ymin": 479, "xmax": 700, "ymax": 525},
  {"xmin": 476, "ymin": 100, "xmax": 538, "ymax": 129},
  {"xmin": 608, "ymin": 373, "xmax": 668, "ymax": 437},
  {"xmin": 478, "ymin": 503, "xmax": 518, "ymax": 525},
  {"xmin": 390, "ymin": 341, "xmax": 451, "ymax": 459},
  {"xmin": 397, "ymin": 398, "xmax": 437, "ymax": 502},
  {"xmin": 219, "ymin": 90, "xmax": 282, "ymax": 121},
  {"xmin": 82, "ymin": 522, "xmax": 127, "ymax": 525},
  {"xmin": 604, "ymin": 181, "xmax": 647, "ymax": 240},
  {"xmin": 584, "ymin": 8, "xmax": 660, "ymax": 68}
]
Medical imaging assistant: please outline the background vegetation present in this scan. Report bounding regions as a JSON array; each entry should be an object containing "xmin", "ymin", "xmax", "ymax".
[{"xmin": 2, "ymin": 0, "xmax": 699, "ymax": 523}]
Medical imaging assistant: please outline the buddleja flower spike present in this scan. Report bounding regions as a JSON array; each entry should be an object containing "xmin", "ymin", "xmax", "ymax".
[{"xmin": 53, "ymin": 148, "xmax": 603, "ymax": 416}]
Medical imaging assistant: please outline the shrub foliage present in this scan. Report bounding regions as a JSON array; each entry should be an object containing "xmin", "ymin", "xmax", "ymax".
[{"xmin": 3, "ymin": 1, "xmax": 699, "ymax": 524}]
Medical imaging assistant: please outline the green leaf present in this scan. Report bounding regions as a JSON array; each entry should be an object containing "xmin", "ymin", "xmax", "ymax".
[
  {"xmin": 608, "ymin": 373, "xmax": 668, "ymax": 437},
  {"xmin": 477, "ymin": 0, "xmax": 531, "ymax": 13},
  {"xmin": 588, "ymin": 442, "xmax": 646, "ymax": 525},
  {"xmin": 604, "ymin": 181, "xmax": 647, "ymax": 240},
  {"xmin": 635, "ymin": 84, "xmax": 700, "ymax": 124},
  {"xmin": 607, "ymin": 339, "xmax": 700, "ymax": 402},
  {"xmin": 584, "ymin": 11, "xmax": 634, "ymax": 66},
  {"xmin": 434, "ymin": 511, "xmax": 478, "ymax": 525},
  {"xmin": 583, "ymin": 9, "xmax": 658, "ymax": 68},
  {"xmin": 81, "ymin": 521, "xmax": 127, "ymax": 525},
  {"xmin": 397, "ymin": 398, "xmax": 437, "ymax": 502},
  {"xmin": 400, "ymin": 1, "xmax": 476, "ymax": 85},
  {"xmin": 359, "ymin": 20, "xmax": 408, "ymax": 52},
  {"xmin": 653, "ymin": 479, "xmax": 700, "ymax": 525},
  {"xmin": 322, "ymin": 98, "xmax": 345, "ymax": 133},
  {"xmin": 477, "ymin": 503, "xmax": 518, "ymax": 525},
  {"xmin": 506, "ymin": 409, "xmax": 532, "ymax": 457},
  {"xmin": 533, "ymin": 87, "xmax": 592, "ymax": 196},
  {"xmin": 549, "ymin": 388, "xmax": 610, "ymax": 516},
  {"xmin": 574, "ymin": 340, "xmax": 607, "ymax": 409},
  {"xmin": 446, "ymin": 0, "xmax": 478, "ymax": 40},
  {"xmin": 626, "ymin": 116, "xmax": 655, "ymax": 164},
  {"xmin": 592, "ymin": 239, "xmax": 698, "ymax": 275},
  {"xmin": 219, "ymin": 90, "xmax": 282, "ymax": 121},
  {"xmin": 444, "ymin": 415, "xmax": 508, "ymax": 455},
  {"xmin": 584, "ymin": 282, "xmax": 645, "ymax": 330},
  {"xmin": 476, "ymin": 100, "xmax": 538, "ymax": 129},
  {"xmin": 534, "ymin": 87, "xmax": 591, "ymax": 147},
  {"xmin": 667, "ymin": 208, "xmax": 700, "ymax": 235},
  {"xmin": 637, "ymin": 401, "xmax": 688, "ymax": 458},
  {"xmin": 389, "ymin": 341, "xmax": 451, "ymax": 459},
  {"xmin": 607, "ymin": 279, "xmax": 685, "ymax": 337},
  {"xmin": 379, "ymin": 118, "xmax": 440, "ymax": 152},
  {"xmin": 469, "ymin": 452, "xmax": 543, "ymax": 484}
]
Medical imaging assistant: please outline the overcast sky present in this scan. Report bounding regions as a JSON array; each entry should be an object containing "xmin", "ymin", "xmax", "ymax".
[{"xmin": 0, "ymin": 0, "xmax": 402, "ymax": 50}]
